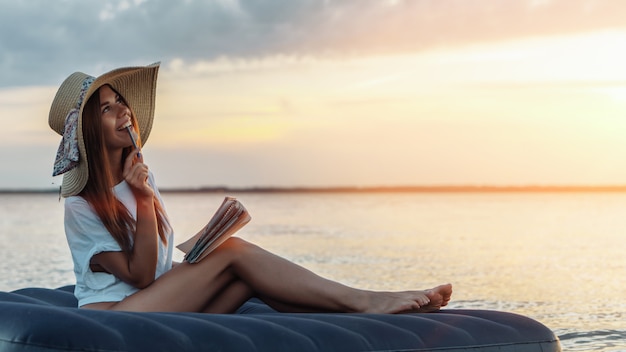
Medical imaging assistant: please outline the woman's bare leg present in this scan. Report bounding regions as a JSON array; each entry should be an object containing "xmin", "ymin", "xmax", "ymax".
[
  {"xmin": 203, "ymin": 279, "xmax": 334, "ymax": 313},
  {"xmin": 110, "ymin": 237, "xmax": 452, "ymax": 313},
  {"xmin": 202, "ymin": 280, "xmax": 253, "ymax": 314}
]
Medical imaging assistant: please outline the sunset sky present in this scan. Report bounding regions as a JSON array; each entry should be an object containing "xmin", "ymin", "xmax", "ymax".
[{"xmin": 2, "ymin": 0, "xmax": 626, "ymax": 189}]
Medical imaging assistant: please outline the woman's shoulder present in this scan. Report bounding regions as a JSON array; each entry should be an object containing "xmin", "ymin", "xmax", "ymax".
[
  {"xmin": 65, "ymin": 195, "xmax": 88, "ymax": 207},
  {"xmin": 65, "ymin": 196, "xmax": 91, "ymax": 211},
  {"xmin": 64, "ymin": 196, "xmax": 97, "ymax": 221}
]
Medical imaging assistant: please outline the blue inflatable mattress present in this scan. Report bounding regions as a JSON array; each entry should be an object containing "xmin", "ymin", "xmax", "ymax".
[{"xmin": 0, "ymin": 285, "xmax": 561, "ymax": 351}]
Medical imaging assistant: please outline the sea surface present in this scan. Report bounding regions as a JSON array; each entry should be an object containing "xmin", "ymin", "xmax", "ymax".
[{"xmin": 1, "ymin": 191, "xmax": 625, "ymax": 351}]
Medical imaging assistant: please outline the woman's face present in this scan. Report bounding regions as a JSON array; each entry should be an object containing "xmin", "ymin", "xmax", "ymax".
[{"xmin": 98, "ymin": 85, "xmax": 133, "ymax": 151}]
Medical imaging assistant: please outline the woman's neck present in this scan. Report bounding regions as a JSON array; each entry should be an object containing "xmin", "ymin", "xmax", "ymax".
[{"xmin": 108, "ymin": 148, "xmax": 125, "ymax": 185}]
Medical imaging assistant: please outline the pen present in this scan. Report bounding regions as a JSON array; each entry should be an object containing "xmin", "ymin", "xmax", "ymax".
[{"xmin": 125, "ymin": 125, "xmax": 141, "ymax": 158}]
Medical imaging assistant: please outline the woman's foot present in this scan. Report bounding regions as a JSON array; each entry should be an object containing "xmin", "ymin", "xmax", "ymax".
[
  {"xmin": 362, "ymin": 283, "xmax": 452, "ymax": 314},
  {"xmin": 415, "ymin": 283, "xmax": 452, "ymax": 313}
]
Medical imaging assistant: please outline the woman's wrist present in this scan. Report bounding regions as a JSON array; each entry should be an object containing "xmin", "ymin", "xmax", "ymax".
[{"xmin": 135, "ymin": 195, "xmax": 155, "ymax": 209}]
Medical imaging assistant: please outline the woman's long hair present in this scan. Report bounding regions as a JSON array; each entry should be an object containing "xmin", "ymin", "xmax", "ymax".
[{"xmin": 80, "ymin": 85, "xmax": 169, "ymax": 254}]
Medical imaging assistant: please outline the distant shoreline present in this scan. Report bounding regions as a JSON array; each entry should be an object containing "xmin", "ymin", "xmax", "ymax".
[{"xmin": 5, "ymin": 185, "xmax": 626, "ymax": 194}]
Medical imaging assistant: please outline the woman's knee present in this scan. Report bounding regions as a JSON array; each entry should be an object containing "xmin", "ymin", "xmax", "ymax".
[{"xmin": 217, "ymin": 237, "xmax": 255, "ymax": 258}]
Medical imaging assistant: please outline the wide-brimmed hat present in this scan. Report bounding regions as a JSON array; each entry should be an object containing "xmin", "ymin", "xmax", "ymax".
[{"xmin": 49, "ymin": 62, "xmax": 160, "ymax": 197}]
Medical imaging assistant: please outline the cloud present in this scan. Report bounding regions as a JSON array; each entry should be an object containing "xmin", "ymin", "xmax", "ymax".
[{"xmin": 2, "ymin": 0, "xmax": 625, "ymax": 87}]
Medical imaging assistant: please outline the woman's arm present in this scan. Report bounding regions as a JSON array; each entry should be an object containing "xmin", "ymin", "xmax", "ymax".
[{"xmin": 91, "ymin": 151, "xmax": 159, "ymax": 288}]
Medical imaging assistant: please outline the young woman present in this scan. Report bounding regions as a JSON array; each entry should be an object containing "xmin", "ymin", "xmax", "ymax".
[{"xmin": 49, "ymin": 63, "xmax": 452, "ymax": 314}]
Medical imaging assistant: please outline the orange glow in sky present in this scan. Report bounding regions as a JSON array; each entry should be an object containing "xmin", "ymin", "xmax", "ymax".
[{"xmin": 143, "ymin": 30, "xmax": 626, "ymax": 187}]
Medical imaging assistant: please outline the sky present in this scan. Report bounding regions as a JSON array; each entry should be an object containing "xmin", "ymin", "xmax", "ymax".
[{"xmin": 2, "ymin": 0, "xmax": 626, "ymax": 190}]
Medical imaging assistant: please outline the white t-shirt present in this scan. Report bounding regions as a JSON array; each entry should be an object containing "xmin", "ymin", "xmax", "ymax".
[{"xmin": 64, "ymin": 172, "xmax": 174, "ymax": 307}]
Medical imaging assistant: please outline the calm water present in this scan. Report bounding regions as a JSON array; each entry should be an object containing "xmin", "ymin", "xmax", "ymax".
[{"xmin": 1, "ymin": 192, "xmax": 625, "ymax": 351}]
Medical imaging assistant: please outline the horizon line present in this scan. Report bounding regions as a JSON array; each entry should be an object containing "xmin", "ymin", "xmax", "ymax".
[{"xmin": 6, "ymin": 184, "xmax": 626, "ymax": 194}]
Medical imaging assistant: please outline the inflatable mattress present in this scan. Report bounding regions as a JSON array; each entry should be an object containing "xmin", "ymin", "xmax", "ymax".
[{"xmin": 0, "ymin": 285, "xmax": 561, "ymax": 351}]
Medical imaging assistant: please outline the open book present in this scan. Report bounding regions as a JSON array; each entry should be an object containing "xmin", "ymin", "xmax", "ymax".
[{"xmin": 176, "ymin": 197, "xmax": 251, "ymax": 263}]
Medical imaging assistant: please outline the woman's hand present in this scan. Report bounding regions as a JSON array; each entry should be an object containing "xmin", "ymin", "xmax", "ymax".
[{"xmin": 123, "ymin": 149, "xmax": 154, "ymax": 200}]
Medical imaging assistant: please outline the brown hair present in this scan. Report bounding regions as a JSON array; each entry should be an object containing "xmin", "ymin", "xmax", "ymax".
[{"xmin": 80, "ymin": 85, "xmax": 169, "ymax": 254}]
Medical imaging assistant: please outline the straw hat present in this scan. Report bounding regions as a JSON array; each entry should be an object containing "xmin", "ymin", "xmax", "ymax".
[{"xmin": 49, "ymin": 62, "xmax": 160, "ymax": 197}]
